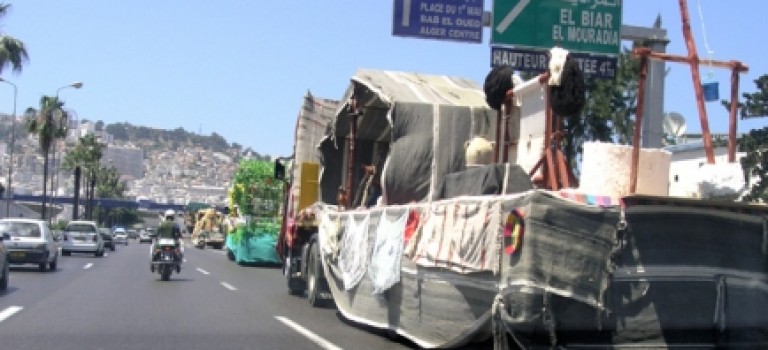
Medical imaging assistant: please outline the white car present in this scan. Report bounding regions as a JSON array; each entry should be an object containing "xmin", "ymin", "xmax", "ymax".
[
  {"xmin": 0, "ymin": 218, "xmax": 60, "ymax": 271},
  {"xmin": 139, "ymin": 232, "xmax": 153, "ymax": 244},
  {"xmin": 62, "ymin": 220, "xmax": 105, "ymax": 257},
  {"xmin": 113, "ymin": 227, "xmax": 129, "ymax": 246}
]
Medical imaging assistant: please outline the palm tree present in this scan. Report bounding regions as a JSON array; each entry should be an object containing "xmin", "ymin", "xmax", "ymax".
[
  {"xmin": 94, "ymin": 164, "xmax": 127, "ymax": 226},
  {"xmin": 0, "ymin": 3, "xmax": 29, "ymax": 74},
  {"xmin": 25, "ymin": 96, "xmax": 70, "ymax": 220},
  {"xmin": 62, "ymin": 134, "xmax": 104, "ymax": 219}
]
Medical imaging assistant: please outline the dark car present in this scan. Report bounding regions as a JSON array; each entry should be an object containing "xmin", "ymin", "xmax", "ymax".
[
  {"xmin": 0, "ymin": 232, "xmax": 9, "ymax": 290},
  {"xmin": 98, "ymin": 228, "xmax": 116, "ymax": 251}
]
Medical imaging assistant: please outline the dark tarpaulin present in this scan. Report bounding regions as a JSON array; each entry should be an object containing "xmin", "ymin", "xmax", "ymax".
[{"xmin": 318, "ymin": 68, "xmax": 496, "ymax": 207}]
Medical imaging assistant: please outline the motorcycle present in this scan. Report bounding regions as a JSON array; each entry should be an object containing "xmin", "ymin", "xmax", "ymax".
[{"xmin": 151, "ymin": 238, "xmax": 182, "ymax": 281}]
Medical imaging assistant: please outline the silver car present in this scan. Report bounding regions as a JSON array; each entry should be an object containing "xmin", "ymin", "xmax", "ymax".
[
  {"xmin": 113, "ymin": 227, "xmax": 129, "ymax": 246},
  {"xmin": 62, "ymin": 220, "xmax": 105, "ymax": 257},
  {"xmin": 0, "ymin": 218, "xmax": 59, "ymax": 271}
]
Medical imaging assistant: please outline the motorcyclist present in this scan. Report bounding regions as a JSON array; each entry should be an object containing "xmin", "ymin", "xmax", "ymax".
[{"xmin": 152, "ymin": 209, "xmax": 183, "ymax": 270}]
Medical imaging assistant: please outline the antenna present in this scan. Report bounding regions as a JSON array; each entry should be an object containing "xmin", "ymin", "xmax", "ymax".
[{"xmin": 662, "ymin": 112, "xmax": 687, "ymax": 137}]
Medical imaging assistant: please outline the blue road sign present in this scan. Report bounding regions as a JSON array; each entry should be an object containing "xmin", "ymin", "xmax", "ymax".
[
  {"xmin": 392, "ymin": 0, "xmax": 484, "ymax": 43},
  {"xmin": 491, "ymin": 46, "xmax": 618, "ymax": 80}
]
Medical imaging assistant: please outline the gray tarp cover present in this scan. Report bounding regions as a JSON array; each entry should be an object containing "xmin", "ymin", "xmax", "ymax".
[
  {"xmin": 318, "ymin": 69, "xmax": 498, "ymax": 206},
  {"xmin": 287, "ymin": 92, "xmax": 338, "ymax": 215},
  {"xmin": 318, "ymin": 190, "xmax": 768, "ymax": 348},
  {"xmin": 318, "ymin": 190, "xmax": 620, "ymax": 348}
]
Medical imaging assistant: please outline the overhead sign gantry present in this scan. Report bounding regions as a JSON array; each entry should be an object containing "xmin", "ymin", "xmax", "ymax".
[{"xmin": 491, "ymin": 0, "xmax": 623, "ymax": 79}]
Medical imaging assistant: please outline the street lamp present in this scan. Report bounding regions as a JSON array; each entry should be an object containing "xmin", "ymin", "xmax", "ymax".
[
  {"xmin": 0, "ymin": 78, "xmax": 17, "ymax": 218},
  {"xmin": 49, "ymin": 81, "xmax": 83, "ymax": 224},
  {"xmin": 57, "ymin": 81, "xmax": 83, "ymax": 97}
]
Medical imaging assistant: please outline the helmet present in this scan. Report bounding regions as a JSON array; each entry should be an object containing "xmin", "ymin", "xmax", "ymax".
[{"xmin": 164, "ymin": 209, "xmax": 175, "ymax": 219}]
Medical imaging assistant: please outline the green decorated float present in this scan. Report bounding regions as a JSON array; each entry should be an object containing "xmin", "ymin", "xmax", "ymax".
[{"xmin": 225, "ymin": 159, "xmax": 282, "ymax": 265}]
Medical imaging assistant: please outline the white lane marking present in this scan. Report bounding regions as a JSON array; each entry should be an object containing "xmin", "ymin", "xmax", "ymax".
[
  {"xmin": 83, "ymin": 263, "xmax": 93, "ymax": 270},
  {"xmin": 183, "ymin": 258, "xmax": 188, "ymax": 263},
  {"xmin": 196, "ymin": 267, "xmax": 210, "ymax": 275},
  {"xmin": 220, "ymin": 282, "xmax": 237, "ymax": 291},
  {"xmin": 0, "ymin": 306, "xmax": 23, "ymax": 323},
  {"xmin": 275, "ymin": 316, "xmax": 343, "ymax": 350}
]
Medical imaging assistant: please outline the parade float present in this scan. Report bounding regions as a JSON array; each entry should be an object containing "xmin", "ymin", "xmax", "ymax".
[
  {"xmin": 276, "ymin": 3, "xmax": 767, "ymax": 348},
  {"xmin": 224, "ymin": 159, "xmax": 281, "ymax": 265}
]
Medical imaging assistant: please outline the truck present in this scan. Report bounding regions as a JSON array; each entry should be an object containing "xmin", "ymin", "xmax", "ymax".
[
  {"xmin": 276, "ymin": 91, "xmax": 338, "ymax": 301},
  {"xmin": 191, "ymin": 208, "xmax": 225, "ymax": 249},
  {"xmin": 276, "ymin": 63, "xmax": 767, "ymax": 348}
]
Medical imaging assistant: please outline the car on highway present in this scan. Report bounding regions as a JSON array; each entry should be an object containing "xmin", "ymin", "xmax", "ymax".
[
  {"xmin": 138, "ymin": 231, "xmax": 153, "ymax": 244},
  {"xmin": 0, "ymin": 231, "xmax": 9, "ymax": 290},
  {"xmin": 127, "ymin": 229, "xmax": 139, "ymax": 240},
  {"xmin": 0, "ymin": 218, "xmax": 59, "ymax": 272},
  {"xmin": 99, "ymin": 227, "xmax": 116, "ymax": 251},
  {"xmin": 62, "ymin": 220, "xmax": 105, "ymax": 257},
  {"xmin": 147, "ymin": 227, "xmax": 157, "ymax": 239},
  {"xmin": 113, "ymin": 227, "xmax": 129, "ymax": 246}
]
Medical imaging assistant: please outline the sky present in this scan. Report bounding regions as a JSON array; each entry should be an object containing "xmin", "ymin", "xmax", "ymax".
[{"xmin": 1, "ymin": 1, "xmax": 766, "ymax": 158}]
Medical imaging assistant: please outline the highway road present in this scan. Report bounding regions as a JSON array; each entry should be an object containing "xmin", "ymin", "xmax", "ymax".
[{"xmin": 0, "ymin": 238, "xmax": 421, "ymax": 350}]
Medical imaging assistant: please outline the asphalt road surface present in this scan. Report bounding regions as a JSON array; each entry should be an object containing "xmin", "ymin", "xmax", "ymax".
[{"xmin": 0, "ymin": 238, "xmax": 422, "ymax": 350}]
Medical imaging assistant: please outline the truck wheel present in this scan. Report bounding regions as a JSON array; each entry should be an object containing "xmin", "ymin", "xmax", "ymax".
[
  {"xmin": 161, "ymin": 267, "xmax": 171, "ymax": 281},
  {"xmin": 49, "ymin": 254, "xmax": 58, "ymax": 271},
  {"xmin": 285, "ymin": 249, "xmax": 306, "ymax": 296},
  {"xmin": 226, "ymin": 248, "xmax": 235, "ymax": 261},
  {"xmin": 307, "ymin": 243, "xmax": 328, "ymax": 307}
]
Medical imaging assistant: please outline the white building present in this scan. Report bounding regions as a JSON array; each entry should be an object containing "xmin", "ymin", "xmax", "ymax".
[{"xmin": 665, "ymin": 142, "xmax": 747, "ymax": 198}]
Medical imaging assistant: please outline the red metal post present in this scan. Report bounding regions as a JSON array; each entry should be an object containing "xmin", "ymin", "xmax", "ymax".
[
  {"xmin": 679, "ymin": 0, "xmax": 715, "ymax": 164},
  {"xmin": 501, "ymin": 90, "xmax": 514, "ymax": 163},
  {"xmin": 728, "ymin": 66, "xmax": 740, "ymax": 163},
  {"xmin": 494, "ymin": 109, "xmax": 501, "ymax": 163},
  {"xmin": 345, "ymin": 98, "xmax": 359, "ymax": 209}
]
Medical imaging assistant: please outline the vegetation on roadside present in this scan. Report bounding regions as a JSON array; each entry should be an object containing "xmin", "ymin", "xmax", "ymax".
[{"xmin": 730, "ymin": 75, "xmax": 768, "ymax": 202}]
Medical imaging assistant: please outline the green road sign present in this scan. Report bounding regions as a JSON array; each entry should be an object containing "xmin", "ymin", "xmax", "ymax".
[{"xmin": 492, "ymin": 0, "xmax": 623, "ymax": 56}]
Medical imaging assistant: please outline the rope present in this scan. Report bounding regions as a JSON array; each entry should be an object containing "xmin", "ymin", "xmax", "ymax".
[{"xmin": 695, "ymin": 0, "xmax": 715, "ymax": 79}]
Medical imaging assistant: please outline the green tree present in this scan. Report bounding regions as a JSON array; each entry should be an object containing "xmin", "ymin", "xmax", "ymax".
[
  {"xmin": 105, "ymin": 123, "xmax": 129, "ymax": 140},
  {"xmin": 0, "ymin": 3, "xmax": 28, "ymax": 75},
  {"xmin": 560, "ymin": 45, "xmax": 641, "ymax": 175},
  {"xmin": 95, "ymin": 165, "xmax": 126, "ymax": 198},
  {"xmin": 729, "ymin": 74, "xmax": 768, "ymax": 202},
  {"xmin": 62, "ymin": 134, "xmax": 104, "ymax": 219},
  {"xmin": 229, "ymin": 159, "xmax": 281, "ymax": 217},
  {"xmin": 25, "ymin": 96, "xmax": 71, "ymax": 220},
  {"xmin": 93, "ymin": 164, "xmax": 136, "ymax": 227}
]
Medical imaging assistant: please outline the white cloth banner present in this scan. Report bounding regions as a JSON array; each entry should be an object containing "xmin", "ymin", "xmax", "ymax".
[
  {"xmin": 410, "ymin": 201, "xmax": 499, "ymax": 273},
  {"xmin": 338, "ymin": 213, "xmax": 370, "ymax": 290},
  {"xmin": 368, "ymin": 210, "xmax": 408, "ymax": 294}
]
